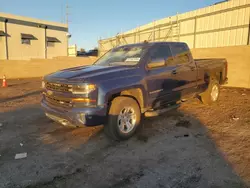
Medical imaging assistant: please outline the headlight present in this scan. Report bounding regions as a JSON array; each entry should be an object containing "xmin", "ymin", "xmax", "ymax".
[{"xmin": 71, "ymin": 84, "xmax": 96, "ymax": 94}]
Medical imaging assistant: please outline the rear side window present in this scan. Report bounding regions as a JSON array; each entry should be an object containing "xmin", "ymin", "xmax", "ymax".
[
  {"xmin": 170, "ymin": 43, "xmax": 190, "ymax": 64},
  {"xmin": 150, "ymin": 45, "xmax": 172, "ymax": 61},
  {"xmin": 170, "ymin": 43, "xmax": 188, "ymax": 56}
]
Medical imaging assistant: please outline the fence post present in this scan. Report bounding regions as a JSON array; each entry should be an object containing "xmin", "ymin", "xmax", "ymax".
[
  {"xmin": 158, "ymin": 27, "xmax": 160, "ymax": 41},
  {"xmin": 44, "ymin": 26, "xmax": 47, "ymax": 59},
  {"xmin": 177, "ymin": 12, "xmax": 180, "ymax": 42},
  {"xmin": 193, "ymin": 16, "xmax": 197, "ymax": 48},
  {"xmin": 153, "ymin": 20, "xmax": 156, "ymax": 41},
  {"xmin": 4, "ymin": 19, "xmax": 9, "ymax": 60},
  {"xmin": 170, "ymin": 17, "xmax": 173, "ymax": 41},
  {"xmin": 134, "ymin": 29, "xmax": 136, "ymax": 43},
  {"xmin": 138, "ymin": 26, "xmax": 140, "ymax": 42},
  {"xmin": 248, "ymin": 13, "xmax": 250, "ymax": 45}
]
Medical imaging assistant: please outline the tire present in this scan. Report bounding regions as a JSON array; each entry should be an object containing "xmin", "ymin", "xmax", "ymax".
[
  {"xmin": 200, "ymin": 79, "xmax": 220, "ymax": 105},
  {"xmin": 104, "ymin": 96, "xmax": 141, "ymax": 141}
]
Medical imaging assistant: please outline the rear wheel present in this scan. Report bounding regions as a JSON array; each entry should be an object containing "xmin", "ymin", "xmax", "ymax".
[
  {"xmin": 200, "ymin": 79, "xmax": 220, "ymax": 105},
  {"xmin": 105, "ymin": 96, "xmax": 141, "ymax": 140}
]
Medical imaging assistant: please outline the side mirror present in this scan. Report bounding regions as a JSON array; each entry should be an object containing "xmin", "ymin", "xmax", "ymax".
[{"xmin": 147, "ymin": 59, "xmax": 165, "ymax": 69}]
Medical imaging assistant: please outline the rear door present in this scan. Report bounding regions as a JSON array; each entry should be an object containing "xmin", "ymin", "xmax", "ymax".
[
  {"xmin": 146, "ymin": 44, "xmax": 179, "ymax": 109},
  {"xmin": 169, "ymin": 43, "xmax": 197, "ymax": 98}
]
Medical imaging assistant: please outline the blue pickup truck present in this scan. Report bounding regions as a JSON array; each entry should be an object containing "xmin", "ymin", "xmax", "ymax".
[{"xmin": 41, "ymin": 42, "xmax": 228, "ymax": 140}]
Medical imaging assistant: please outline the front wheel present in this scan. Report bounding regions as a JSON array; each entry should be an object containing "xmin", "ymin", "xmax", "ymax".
[
  {"xmin": 200, "ymin": 79, "xmax": 220, "ymax": 105},
  {"xmin": 104, "ymin": 96, "xmax": 141, "ymax": 141}
]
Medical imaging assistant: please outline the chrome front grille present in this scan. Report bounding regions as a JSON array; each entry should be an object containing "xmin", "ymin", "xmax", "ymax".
[
  {"xmin": 45, "ymin": 95, "xmax": 72, "ymax": 108},
  {"xmin": 45, "ymin": 82, "xmax": 72, "ymax": 92}
]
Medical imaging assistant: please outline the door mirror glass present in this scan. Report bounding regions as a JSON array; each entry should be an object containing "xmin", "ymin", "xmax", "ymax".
[{"xmin": 147, "ymin": 59, "xmax": 165, "ymax": 69}]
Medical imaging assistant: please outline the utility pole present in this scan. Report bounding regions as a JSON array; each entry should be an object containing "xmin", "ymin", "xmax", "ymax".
[
  {"xmin": 66, "ymin": 3, "xmax": 70, "ymax": 56},
  {"xmin": 4, "ymin": 19, "xmax": 9, "ymax": 60},
  {"xmin": 66, "ymin": 4, "xmax": 69, "ymax": 26},
  {"xmin": 61, "ymin": 3, "xmax": 64, "ymax": 23}
]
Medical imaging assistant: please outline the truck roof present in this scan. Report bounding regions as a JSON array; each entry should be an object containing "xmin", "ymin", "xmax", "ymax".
[{"xmin": 116, "ymin": 41, "xmax": 187, "ymax": 49}]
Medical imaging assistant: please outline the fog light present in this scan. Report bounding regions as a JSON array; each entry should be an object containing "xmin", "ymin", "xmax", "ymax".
[{"xmin": 77, "ymin": 113, "xmax": 86, "ymax": 124}]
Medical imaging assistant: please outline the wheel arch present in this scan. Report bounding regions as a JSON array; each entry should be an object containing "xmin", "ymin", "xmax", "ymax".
[
  {"xmin": 206, "ymin": 69, "xmax": 222, "ymax": 83},
  {"xmin": 107, "ymin": 87, "xmax": 145, "ymax": 113}
]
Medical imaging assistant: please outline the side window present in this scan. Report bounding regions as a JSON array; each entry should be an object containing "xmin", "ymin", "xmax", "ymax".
[
  {"xmin": 170, "ymin": 43, "xmax": 190, "ymax": 64},
  {"xmin": 47, "ymin": 42, "xmax": 55, "ymax": 47},
  {"xmin": 21, "ymin": 33, "xmax": 36, "ymax": 45},
  {"xmin": 150, "ymin": 45, "xmax": 172, "ymax": 61},
  {"xmin": 21, "ymin": 38, "xmax": 31, "ymax": 45}
]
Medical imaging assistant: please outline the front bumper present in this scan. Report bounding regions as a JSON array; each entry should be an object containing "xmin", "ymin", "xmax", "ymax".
[{"xmin": 41, "ymin": 99, "xmax": 107, "ymax": 127}]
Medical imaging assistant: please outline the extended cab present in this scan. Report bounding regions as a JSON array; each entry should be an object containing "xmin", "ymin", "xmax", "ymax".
[{"xmin": 41, "ymin": 42, "xmax": 228, "ymax": 140}]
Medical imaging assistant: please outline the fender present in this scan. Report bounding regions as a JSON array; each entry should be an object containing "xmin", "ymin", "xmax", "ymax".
[{"xmin": 97, "ymin": 75, "xmax": 148, "ymax": 112}]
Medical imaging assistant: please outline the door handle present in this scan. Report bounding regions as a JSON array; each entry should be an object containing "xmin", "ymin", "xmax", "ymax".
[
  {"xmin": 172, "ymin": 70, "xmax": 177, "ymax": 75},
  {"xmin": 190, "ymin": 67, "xmax": 195, "ymax": 71}
]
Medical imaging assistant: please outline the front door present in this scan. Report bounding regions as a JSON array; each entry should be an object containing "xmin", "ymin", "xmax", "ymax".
[{"xmin": 146, "ymin": 44, "xmax": 179, "ymax": 109}]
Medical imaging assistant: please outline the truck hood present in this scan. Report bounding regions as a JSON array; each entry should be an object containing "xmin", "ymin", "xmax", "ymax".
[{"xmin": 46, "ymin": 65, "xmax": 137, "ymax": 82}]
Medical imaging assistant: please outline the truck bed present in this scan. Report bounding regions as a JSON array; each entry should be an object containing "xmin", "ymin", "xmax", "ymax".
[
  {"xmin": 195, "ymin": 58, "xmax": 227, "ymax": 66},
  {"xmin": 195, "ymin": 58, "xmax": 228, "ymax": 84}
]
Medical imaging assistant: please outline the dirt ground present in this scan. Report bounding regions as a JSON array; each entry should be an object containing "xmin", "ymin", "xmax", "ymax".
[{"xmin": 0, "ymin": 78, "xmax": 249, "ymax": 188}]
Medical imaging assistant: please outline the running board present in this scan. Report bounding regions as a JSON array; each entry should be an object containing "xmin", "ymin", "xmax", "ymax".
[{"xmin": 144, "ymin": 103, "xmax": 181, "ymax": 117}]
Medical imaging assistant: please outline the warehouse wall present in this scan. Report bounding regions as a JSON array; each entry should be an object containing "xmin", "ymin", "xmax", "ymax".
[
  {"xmin": 99, "ymin": 0, "xmax": 250, "ymax": 55},
  {"xmin": 194, "ymin": 4, "xmax": 250, "ymax": 48},
  {"xmin": 0, "ymin": 22, "xmax": 6, "ymax": 59},
  {"xmin": 0, "ymin": 12, "xmax": 68, "ymax": 60},
  {"xmin": 6, "ymin": 23, "xmax": 45, "ymax": 60},
  {"xmin": 192, "ymin": 45, "xmax": 250, "ymax": 88},
  {"xmin": 47, "ymin": 29, "xmax": 68, "ymax": 59}
]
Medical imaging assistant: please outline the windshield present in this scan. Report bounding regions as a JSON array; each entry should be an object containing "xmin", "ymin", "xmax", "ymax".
[{"xmin": 94, "ymin": 46, "xmax": 146, "ymax": 66}]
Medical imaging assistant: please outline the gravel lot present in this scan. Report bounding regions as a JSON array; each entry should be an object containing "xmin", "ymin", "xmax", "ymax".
[{"xmin": 0, "ymin": 78, "xmax": 249, "ymax": 188}]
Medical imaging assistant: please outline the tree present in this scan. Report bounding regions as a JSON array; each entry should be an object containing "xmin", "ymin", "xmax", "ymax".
[{"xmin": 80, "ymin": 48, "xmax": 86, "ymax": 52}]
